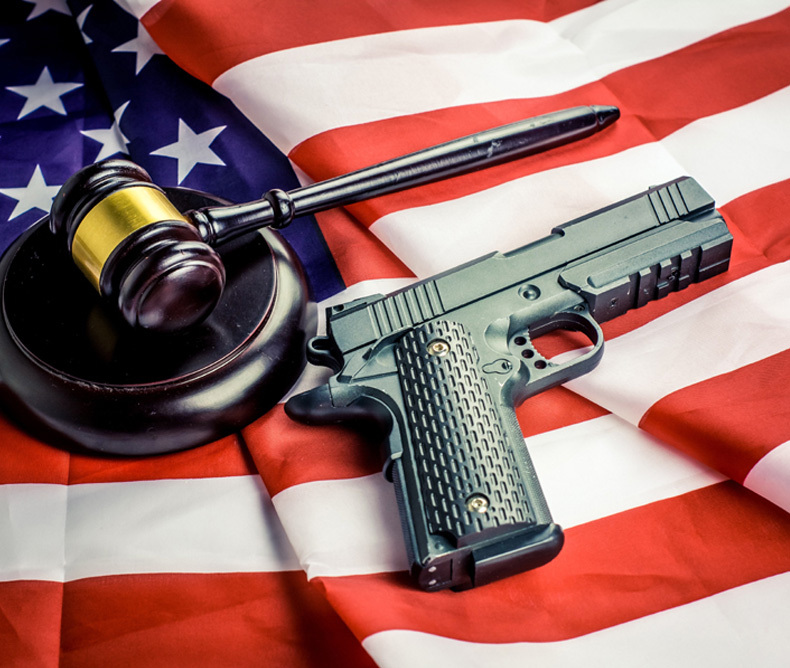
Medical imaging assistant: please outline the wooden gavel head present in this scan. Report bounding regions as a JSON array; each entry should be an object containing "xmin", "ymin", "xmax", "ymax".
[{"xmin": 49, "ymin": 159, "xmax": 227, "ymax": 333}]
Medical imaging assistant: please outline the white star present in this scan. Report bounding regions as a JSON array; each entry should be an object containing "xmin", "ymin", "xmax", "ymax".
[
  {"xmin": 0, "ymin": 165, "xmax": 61, "ymax": 220},
  {"xmin": 24, "ymin": 0, "xmax": 70, "ymax": 20},
  {"xmin": 112, "ymin": 24, "xmax": 164, "ymax": 75},
  {"xmin": 6, "ymin": 67, "xmax": 82, "ymax": 119},
  {"xmin": 77, "ymin": 6, "xmax": 92, "ymax": 44},
  {"xmin": 151, "ymin": 119, "xmax": 226, "ymax": 184},
  {"xmin": 81, "ymin": 101, "xmax": 131, "ymax": 160},
  {"xmin": 0, "ymin": 39, "xmax": 8, "ymax": 49}
]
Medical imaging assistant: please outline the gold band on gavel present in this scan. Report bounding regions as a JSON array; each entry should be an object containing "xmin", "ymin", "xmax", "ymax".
[{"xmin": 71, "ymin": 185, "xmax": 189, "ymax": 292}]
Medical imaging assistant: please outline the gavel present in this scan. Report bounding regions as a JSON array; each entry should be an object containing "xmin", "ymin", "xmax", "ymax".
[{"xmin": 49, "ymin": 105, "xmax": 619, "ymax": 333}]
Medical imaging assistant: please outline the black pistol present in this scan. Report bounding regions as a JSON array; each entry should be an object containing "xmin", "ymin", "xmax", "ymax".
[{"xmin": 285, "ymin": 177, "xmax": 733, "ymax": 591}]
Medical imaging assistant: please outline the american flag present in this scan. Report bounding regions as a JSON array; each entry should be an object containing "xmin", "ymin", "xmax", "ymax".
[{"xmin": 2, "ymin": 0, "xmax": 790, "ymax": 665}]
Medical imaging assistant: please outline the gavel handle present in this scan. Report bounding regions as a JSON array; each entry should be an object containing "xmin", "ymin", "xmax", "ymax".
[{"xmin": 192, "ymin": 105, "xmax": 619, "ymax": 246}]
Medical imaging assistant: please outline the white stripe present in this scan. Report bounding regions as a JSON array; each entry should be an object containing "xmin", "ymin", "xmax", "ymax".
[
  {"xmin": 744, "ymin": 441, "xmax": 790, "ymax": 514},
  {"xmin": 0, "ymin": 476, "xmax": 299, "ymax": 583},
  {"xmin": 662, "ymin": 84, "xmax": 790, "ymax": 205},
  {"xmin": 362, "ymin": 572, "xmax": 790, "ymax": 668},
  {"xmin": 214, "ymin": 0, "xmax": 788, "ymax": 153},
  {"xmin": 216, "ymin": 19, "xmax": 579, "ymax": 152},
  {"xmin": 374, "ymin": 85, "xmax": 790, "ymax": 276},
  {"xmin": 64, "ymin": 475, "xmax": 299, "ymax": 580},
  {"xmin": 528, "ymin": 415, "xmax": 725, "ymax": 528},
  {"xmin": 551, "ymin": 0, "xmax": 785, "ymax": 76},
  {"xmin": 0, "ymin": 484, "xmax": 67, "ymax": 582},
  {"xmin": 272, "ymin": 415, "xmax": 722, "ymax": 579},
  {"xmin": 567, "ymin": 262, "xmax": 790, "ymax": 426},
  {"xmin": 272, "ymin": 474, "xmax": 409, "ymax": 579}
]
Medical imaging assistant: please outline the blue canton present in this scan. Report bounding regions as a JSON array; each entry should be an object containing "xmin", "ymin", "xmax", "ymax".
[{"xmin": 0, "ymin": 0, "xmax": 343, "ymax": 300}]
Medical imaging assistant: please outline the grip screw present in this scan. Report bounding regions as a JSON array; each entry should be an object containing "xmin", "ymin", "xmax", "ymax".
[
  {"xmin": 466, "ymin": 494, "xmax": 489, "ymax": 514},
  {"xmin": 427, "ymin": 339, "xmax": 450, "ymax": 357}
]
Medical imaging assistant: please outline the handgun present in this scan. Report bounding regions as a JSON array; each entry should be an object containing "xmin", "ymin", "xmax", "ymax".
[{"xmin": 285, "ymin": 176, "xmax": 733, "ymax": 591}]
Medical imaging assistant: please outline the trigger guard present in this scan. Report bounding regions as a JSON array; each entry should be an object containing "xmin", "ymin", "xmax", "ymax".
[
  {"xmin": 521, "ymin": 306, "xmax": 605, "ymax": 391},
  {"xmin": 529, "ymin": 306, "xmax": 603, "ymax": 349}
]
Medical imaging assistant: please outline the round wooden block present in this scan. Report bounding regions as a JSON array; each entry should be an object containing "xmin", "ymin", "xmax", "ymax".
[{"xmin": 0, "ymin": 189, "xmax": 313, "ymax": 456}]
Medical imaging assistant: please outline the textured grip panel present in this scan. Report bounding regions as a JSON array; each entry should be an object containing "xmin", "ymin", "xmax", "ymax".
[{"xmin": 395, "ymin": 321, "xmax": 534, "ymax": 547}]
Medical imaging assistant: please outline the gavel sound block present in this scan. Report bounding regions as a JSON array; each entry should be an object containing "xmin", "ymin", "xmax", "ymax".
[{"xmin": 0, "ymin": 188, "xmax": 311, "ymax": 455}]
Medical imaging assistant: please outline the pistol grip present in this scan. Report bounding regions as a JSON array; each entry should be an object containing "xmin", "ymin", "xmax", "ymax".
[{"xmin": 392, "ymin": 320, "xmax": 562, "ymax": 590}]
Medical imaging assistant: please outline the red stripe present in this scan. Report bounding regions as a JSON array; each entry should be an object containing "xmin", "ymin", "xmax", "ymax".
[
  {"xmin": 67, "ymin": 434, "xmax": 257, "ymax": 484},
  {"xmin": 722, "ymin": 177, "xmax": 790, "ymax": 263},
  {"xmin": 60, "ymin": 572, "xmax": 376, "ymax": 667},
  {"xmin": 0, "ymin": 573, "xmax": 375, "ymax": 667},
  {"xmin": 641, "ymin": 351, "xmax": 790, "ymax": 483},
  {"xmin": 0, "ymin": 580, "xmax": 62, "ymax": 667},
  {"xmin": 0, "ymin": 420, "xmax": 256, "ymax": 485},
  {"xmin": 144, "ymin": 0, "xmax": 600, "ymax": 84},
  {"xmin": 0, "ymin": 415, "xmax": 69, "ymax": 484},
  {"xmin": 516, "ymin": 387, "xmax": 609, "ymax": 438},
  {"xmin": 243, "ymin": 406, "xmax": 384, "ymax": 496},
  {"xmin": 314, "ymin": 481, "xmax": 790, "ymax": 643},
  {"xmin": 289, "ymin": 9, "xmax": 790, "ymax": 224}
]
